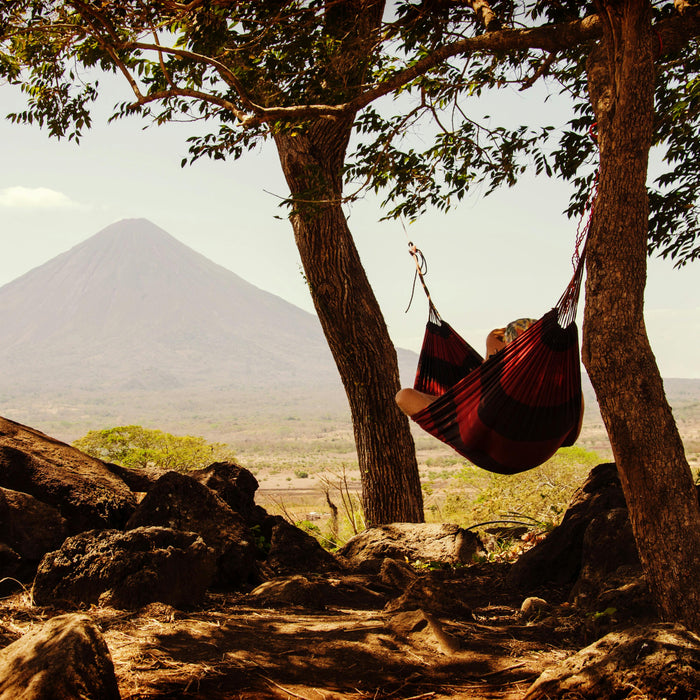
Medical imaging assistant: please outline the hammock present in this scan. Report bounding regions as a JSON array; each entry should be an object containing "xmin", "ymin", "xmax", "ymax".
[{"xmin": 408, "ymin": 248, "xmax": 585, "ymax": 475}]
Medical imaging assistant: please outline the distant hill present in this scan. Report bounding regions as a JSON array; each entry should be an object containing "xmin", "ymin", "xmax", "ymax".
[{"xmin": 0, "ymin": 219, "xmax": 344, "ymax": 395}]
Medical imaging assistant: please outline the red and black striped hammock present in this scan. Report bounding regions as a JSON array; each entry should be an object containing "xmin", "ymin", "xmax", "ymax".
[{"xmin": 408, "ymin": 250, "xmax": 585, "ymax": 475}]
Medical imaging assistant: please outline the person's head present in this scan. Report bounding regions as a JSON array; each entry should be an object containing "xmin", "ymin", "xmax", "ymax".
[{"xmin": 504, "ymin": 317, "xmax": 537, "ymax": 344}]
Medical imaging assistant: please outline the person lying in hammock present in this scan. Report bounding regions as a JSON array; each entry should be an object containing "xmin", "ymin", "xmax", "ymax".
[{"xmin": 395, "ymin": 317, "xmax": 537, "ymax": 417}]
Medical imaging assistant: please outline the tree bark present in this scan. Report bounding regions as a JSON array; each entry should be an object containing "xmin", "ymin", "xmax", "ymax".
[
  {"xmin": 583, "ymin": 0, "xmax": 700, "ymax": 630},
  {"xmin": 274, "ymin": 117, "xmax": 424, "ymax": 526}
]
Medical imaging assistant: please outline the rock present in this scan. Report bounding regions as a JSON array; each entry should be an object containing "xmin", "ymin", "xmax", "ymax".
[
  {"xmin": 523, "ymin": 623, "xmax": 700, "ymax": 700},
  {"xmin": 573, "ymin": 508, "xmax": 641, "ymax": 595},
  {"xmin": 0, "ymin": 613, "xmax": 120, "ymax": 700},
  {"xmin": 190, "ymin": 461, "xmax": 267, "ymax": 526},
  {"xmin": 591, "ymin": 576, "xmax": 654, "ymax": 624},
  {"xmin": 339, "ymin": 523, "xmax": 483, "ymax": 572},
  {"xmin": 379, "ymin": 557, "xmax": 418, "ymax": 591},
  {"xmin": 569, "ymin": 507, "xmax": 652, "ymax": 620},
  {"xmin": 386, "ymin": 609, "xmax": 461, "ymax": 655},
  {"xmin": 32, "ymin": 526, "xmax": 215, "ymax": 609},
  {"xmin": 245, "ymin": 574, "xmax": 385, "ymax": 610},
  {"xmin": 0, "ymin": 417, "xmax": 136, "ymax": 533},
  {"xmin": 520, "ymin": 596, "xmax": 550, "ymax": 621},
  {"xmin": 384, "ymin": 574, "xmax": 473, "ymax": 619},
  {"xmin": 0, "ymin": 487, "xmax": 67, "ymax": 580},
  {"xmin": 0, "ymin": 544, "xmax": 21, "ymax": 593},
  {"xmin": 508, "ymin": 463, "xmax": 627, "ymax": 592},
  {"xmin": 102, "ymin": 462, "xmax": 166, "ymax": 493},
  {"xmin": 386, "ymin": 609, "xmax": 430, "ymax": 636},
  {"xmin": 126, "ymin": 471, "xmax": 257, "ymax": 587},
  {"xmin": 264, "ymin": 516, "xmax": 339, "ymax": 576}
]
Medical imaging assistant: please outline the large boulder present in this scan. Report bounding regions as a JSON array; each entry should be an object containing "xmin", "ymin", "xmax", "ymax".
[
  {"xmin": 0, "ymin": 613, "xmax": 120, "ymax": 700},
  {"xmin": 508, "ymin": 463, "xmax": 628, "ymax": 592},
  {"xmin": 0, "ymin": 417, "xmax": 136, "ymax": 533},
  {"xmin": 0, "ymin": 487, "xmax": 67, "ymax": 582},
  {"xmin": 568, "ymin": 506, "xmax": 652, "ymax": 620},
  {"xmin": 32, "ymin": 526, "xmax": 215, "ymax": 609},
  {"xmin": 339, "ymin": 523, "xmax": 483, "ymax": 572},
  {"xmin": 264, "ymin": 516, "xmax": 340, "ymax": 576},
  {"xmin": 524, "ymin": 623, "xmax": 700, "ymax": 700},
  {"xmin": 126, "ymin": 471, "xmax": 257, "ymax": 587},
  {"xmin": 190, "ymin": 461, "xmax": 267, "ymax": 526}
]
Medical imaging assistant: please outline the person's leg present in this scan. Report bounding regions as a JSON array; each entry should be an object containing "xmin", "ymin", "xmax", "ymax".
[{"xmin": 395, "ymin": 388, "xmax": 437, "ymax": 417}]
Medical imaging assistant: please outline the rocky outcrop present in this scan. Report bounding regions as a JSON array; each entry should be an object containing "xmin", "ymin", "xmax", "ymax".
[
  {"xmin": 568, "ymin": 506, "xmax": 652, "ymax": 620},
  {"xmin": 32, "ymin": 526, "xmax": 215, "ymax": 609},
  {"xmin": 264, "ymin": 516, "xmax": 339, "ymax": 576},
  {"xmin": 508, "ymin": 463, "xmax": 629, "ymax": 592},
  {"xmin": 339, "ymin": 523, "xmax": 483, "ymax": 572},
  {"xmin": 524, "ymin": 623, "xmax": 700, "ymax": 700},
  {"xmin": 0, "ymin": 613, "xmax": 120, "ymax": 700},
  {"xmin": 0, "ymin": 417, "xmax": 136, "ymax": 533},
  {"xmin": 126, "ymin": 471, "xmax": 257, "ymax": 587},
  {"xmin": 191, "ymin": 461, "xmax": 267, "ymax": 526},
  {"xmin": 103, "ymin": 461, "xmax": 166, "ymax": 493},
  {"xmin": 0, "ymin": 488, "xmax": 67, "ymax": 565}
]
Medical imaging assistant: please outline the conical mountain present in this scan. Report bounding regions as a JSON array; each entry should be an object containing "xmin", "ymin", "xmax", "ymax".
[{"xmin": 0, "ymin": 218, "xmax": 339, "ymax": 394}]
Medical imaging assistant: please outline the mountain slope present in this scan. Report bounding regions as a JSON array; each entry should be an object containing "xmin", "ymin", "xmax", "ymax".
[{"xmin": 0, "ymin": 219, "xmax": 340, "ymax": 393}]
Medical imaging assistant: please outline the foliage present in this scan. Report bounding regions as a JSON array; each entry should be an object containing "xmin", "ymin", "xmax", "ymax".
[
  {"xmin": 347, "ymin": 2, "xmax": 700, "ymax": 265},
  {"xmin": 73, "ymin": 424, "xmax": 236, "ymax": 471},
  {"xmin": 250, "ymin": 524, "xmax": 271, "ymax": 556},
  {"xmin": 436, "ymin": 446, "xmax": 601, "ymax": 532},
  {"xmin": 1, "ymin": 3, "xmax": 699, "ymax": 263}
]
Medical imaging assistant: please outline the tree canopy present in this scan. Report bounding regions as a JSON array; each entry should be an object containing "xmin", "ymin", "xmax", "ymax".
[
  {"xmin": 2, "ymin": 2, "xmax": 698, "ymax": 262},
  {"xmin": 73, "ymin": 425, "xmax": 236, "ymax": 471}
]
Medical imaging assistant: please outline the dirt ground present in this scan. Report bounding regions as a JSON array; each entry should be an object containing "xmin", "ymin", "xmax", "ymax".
[{"xmin": 0, "ymin": 562, "xmax": 611, "ymax": 700}]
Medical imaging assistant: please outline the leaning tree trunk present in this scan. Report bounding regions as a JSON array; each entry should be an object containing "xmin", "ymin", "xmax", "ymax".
[
  {"xmin": 274, "ymin": 117, "xmax": 424, "ymax": 526},
  {"xmin": 583, "ymin": 0, "xmax": 700, "ymax": 630}
]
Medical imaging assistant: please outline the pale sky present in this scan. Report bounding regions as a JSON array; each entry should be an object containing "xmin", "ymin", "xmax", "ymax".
[{"xmin": 1, "ymin": 80, "xmax": 698, "ymax": 378}]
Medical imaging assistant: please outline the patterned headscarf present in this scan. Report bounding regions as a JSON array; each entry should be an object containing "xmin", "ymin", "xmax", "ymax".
[{"xmin": 504, "ymin": 318, "xmax": 537, "ymax": 344}]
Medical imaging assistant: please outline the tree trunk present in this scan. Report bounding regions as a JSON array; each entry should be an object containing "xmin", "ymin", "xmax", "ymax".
[
  {"xmin": 274, "ymin": 118, "xmax": 424, "ymax": 526},
  {"xmin": 584, "ymin": 0, "xmax": 700, "ymax": 630}
]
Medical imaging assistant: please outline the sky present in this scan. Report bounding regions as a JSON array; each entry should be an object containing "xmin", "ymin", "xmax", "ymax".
[{"xmin": 1, "ymin": 78, "xmax": 698, "ymax": 379}]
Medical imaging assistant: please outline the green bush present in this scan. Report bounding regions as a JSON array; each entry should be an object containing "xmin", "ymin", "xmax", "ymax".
[
  {"xmin": 73, "ymin": 425, "xmax": 236, "ymax": 472},
  {"xmin": 438, "ymin": 446, "xmax": 601, "ymax": 531}
]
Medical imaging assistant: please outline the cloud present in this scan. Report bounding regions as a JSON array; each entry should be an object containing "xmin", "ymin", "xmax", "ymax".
[{"xmin": 0, "ymin": 186, "xmax": 82, "ymax": 209}]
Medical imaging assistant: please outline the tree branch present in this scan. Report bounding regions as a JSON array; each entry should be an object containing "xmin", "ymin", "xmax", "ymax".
[
  {"xmin": 126, "ymin": 41, "xmax": 262, "ymax": 115},
  {"xmin": 126, "ymin": 86, "xmax": 258, "ymax": 126},
  {"xmin": 22, "ymin": 3, "xmax": 700, "ymax": 130},
  {"xmin": 464, "ymin": 0, "xmax": 501, "ymax": 32},
  {"xmin": 151, "ymin": 30, "xmax": 176, "ymax": 91},
  {"xmin": 342, "ymin": 13, "xmax": 602, "ymax": 116},
  {"xmin": 519, "ymin": 52, "xmax": 558, "ymax": 91},
  {"xmin": 68, "ymin": 1, "xmax": 264, "ymax": 126}
]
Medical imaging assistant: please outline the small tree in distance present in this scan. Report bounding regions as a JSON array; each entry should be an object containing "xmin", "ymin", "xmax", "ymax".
[{"xmin": 73, "ymin": 425, "xmax": 236, "ymax": 472}]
